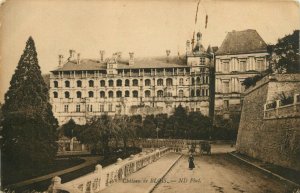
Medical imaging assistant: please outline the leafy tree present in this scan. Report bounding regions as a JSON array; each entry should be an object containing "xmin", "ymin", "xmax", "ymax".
[
  {"xmin": 168, "ymin": 105, "xmax": 188, "ymax": 138},
  {"xmin": 60, "ymin": 119, "xmax": 80, "ymax": 138},
  {"xmin": 267, "ymin": 30, "xmax": 300, "ymax": 73},
  {"xmin": 141, "ymin": 115, "xmax": 156, "ymax": 138},
  {"xmin": 1, "ymin": 37, "xmax": 58, "ymax": 169},
  {"xmin": 187, "ymin": 112, "xmax": 211, "ymax": 139},
  {"xmin": 77, "ymin": 115, "xmax": 116, "ymax": 155},
  {"xmin": 154, "ymin": 113, "xmax": 168, "ymax": 138}
]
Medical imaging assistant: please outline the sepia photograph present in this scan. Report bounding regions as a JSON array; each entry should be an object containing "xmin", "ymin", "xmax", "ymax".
[{"xmin": 0, "ymin": 0, "xmax": 299, "ymax": 192}]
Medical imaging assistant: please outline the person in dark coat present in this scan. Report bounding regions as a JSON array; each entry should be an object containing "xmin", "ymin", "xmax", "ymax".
[{"xmin": 188, "ymin": 154, "xmax": 195, "ymax": 170}]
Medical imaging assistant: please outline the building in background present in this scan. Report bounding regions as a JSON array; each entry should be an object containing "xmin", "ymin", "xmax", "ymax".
[
  {"xmin": 214, "ymin": 29, "xmax": 269, "ymax": 123},
  {"xmin": 50, "ymin": 32, "xmax": 214, "ymax": 125}
]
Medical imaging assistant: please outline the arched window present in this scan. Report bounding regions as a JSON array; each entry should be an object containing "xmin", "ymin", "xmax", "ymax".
[
  {"xmin": 157, "ymin": 90, "xmax": 163, "ymax": 97},
  {"xmin": 196, "ymin": 89, "xmax": 201, "ymax": 97},
  {"xmin": 53, "ymin": 81, "xmax": 58, "ymax": 88},
  {"xmin": 157, "ymin": 79, "xmax": 163, "ymax": 86},
  {"xmin": 196, "ymin": 77, "xmax": 201, "ymax": 84},
  {"xmin": 145, "ymin": 79, "xmax": 151, "ymax": 86},
  {"xmin": 192, "ymin": 78, "xmax": 195, "ymax": 85},
  {"xmin": 117, "ymin": 79, "xmax": 122, "ymax": 86},
  {"xmin": 76, "ymin": 91, "xmax": 82, "ymax": 98},
  {"xmin": 179, "ymin": 78, "xmax": 183, "ymax": 86},
  {"xmin": 132, "ymin": 90, "xmax": 138, "ymax": 98},
  {"xmin": 77, "ymin": 80, "xmax": 82, "ymax": 87},
  {"xmin": 125, "ymin": 90, "xmax": 130, "ymax": 97},
  {"xmin": 116, "ymin": 91, "xmax": 122, "ymax": 98},
  {"xmin": 178, "ymin": 90, "xmax": 184, "ymax": 97},
  {"xmin": 109, "ymin": 80, "xmax": 114, "ymax": 87},
  {"xmin": 53, "ymin": 92, "xmax": 58, "ymax": 98},
  {"xmin": 100, "ymin": 80, "xmax": 105, "ymax": 87},
  {"xmin": 145, "ymin": 90, "xmax": 151, "ymax": 97},
  {"xmin": 65, "ymin": 91, "xmax": 70, "ymax": 98},
  {"xmin": 89, "ymin": 80, "xmax": 94, "ymax": 87},
  {"xmin": 132, "ymin": 79, "xmax": 138, "ymax": 86},
  {"xmin": 166, "ymin": 78, "xmax": 173, "ymax": 86},
  {"xmin": 65, "ymin": 81, "xmax": 70, "ymax": 88},
  {"xmin": 108, "ymin": 91, "xmax": 113, "ymax": 98},
  {"xmin": 100, "ymin": 91, "xmax": 105, "ymax": 98},
  {"xmin": 191, "ymin": 90, "xmax": 195, "ymax": 97},
  {"xmin": 125, "ymin": 79, "xmax": 130, "ymax": 86},
  {"xmin": 88, "ymin": 91, "xmax": 94, "ymax": 98}
]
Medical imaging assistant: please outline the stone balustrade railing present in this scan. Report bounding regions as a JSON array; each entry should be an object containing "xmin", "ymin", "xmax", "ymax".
[
  {"xmin": 47, "ymin": 147, "xmax": 171, "ymax": 193},
  {"xmin": 264, "ymin": 94, "xmax": 300, "ymax": 119}
]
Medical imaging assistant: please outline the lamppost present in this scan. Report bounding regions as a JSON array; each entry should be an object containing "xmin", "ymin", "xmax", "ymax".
[{"xmin": 156, "ymin": 127, "xmax": 159, "ymax": 147}]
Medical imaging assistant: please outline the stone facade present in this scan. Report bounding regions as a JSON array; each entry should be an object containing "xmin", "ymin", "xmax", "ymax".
[
  {"xmin": 50, "ymin": 32, "xmax": 214, "ymax": 125},
  {"xmin": 236, "ymin": 74, "xmax": 300, "ymax": 171},
  {"xmin": 214, "ymin": 29, "xmax": 269, "ymax": 122}
]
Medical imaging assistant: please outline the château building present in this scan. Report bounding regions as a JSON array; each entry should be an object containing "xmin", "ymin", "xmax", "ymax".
[
  {"xmin": 214, "ymin": 29, "xmax": 269, "ymax": 121},
  {"xmin": 50, "ymin": 32, "xmax": 214, "ymax": 125}
]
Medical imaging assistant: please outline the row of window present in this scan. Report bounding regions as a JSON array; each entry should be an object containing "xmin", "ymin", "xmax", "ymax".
[
  {"xmin": 53, "ymin": 76, "xmax": 209, "ymax": 88},
  {"xmin": 64, "ymin": 104, "xmax": 113, "ymax": 113},
  {"xmin": 54, "ymin": 88, "xmax": 209, "ymax": 99},
  {"xmin": 220, "ymin": 59, "xmax": 265, "ymax": 72}
]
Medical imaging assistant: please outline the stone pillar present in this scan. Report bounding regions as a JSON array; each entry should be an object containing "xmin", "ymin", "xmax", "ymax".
[{"xmin": 47, "ymin": 176, "xmax": 61, "ymax": 193}]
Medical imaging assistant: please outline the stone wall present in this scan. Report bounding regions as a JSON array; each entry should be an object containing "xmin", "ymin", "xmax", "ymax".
[{"xmin": 236, "ymin": 74, "xmax": 300, "ymax": 171}]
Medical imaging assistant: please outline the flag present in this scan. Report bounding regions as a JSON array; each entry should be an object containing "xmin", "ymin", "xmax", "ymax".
[
  {"xmin": 205, "ymin": 14, "xmax": 208, "ymax": 29},
  {"xmin": 195, "ymin": 0, "xmax": 201, "ymax": 24}
]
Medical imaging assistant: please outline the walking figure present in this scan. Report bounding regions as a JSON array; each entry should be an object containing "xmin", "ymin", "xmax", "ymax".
[{"xmin": 188, "ymin": 154, "xmax": 195, "ymax": 170}]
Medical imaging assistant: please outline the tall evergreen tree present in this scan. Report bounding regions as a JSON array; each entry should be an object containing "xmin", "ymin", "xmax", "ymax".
[{"xmin": 1, "ymin": 37, "xmax": 58, "ymax": 169}]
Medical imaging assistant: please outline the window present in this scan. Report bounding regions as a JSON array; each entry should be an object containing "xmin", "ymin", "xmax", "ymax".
[
  {"xmin": 157, "ymin": 79, "xmax": 163, "ymax": 86},
  {"xmin": 166, "ymin": 78, "xmax": 173, "ymax": 86},
  {"xmin": 145, "ymin": 90, "xmax": 151, "ymax": 97},
  {"xmin": 166, "ymin": 92, "xmax": 172, "ymax": 97},
  {"xmin": 76, "ymin": 104, "xmax": 80, "ymax": 112},
  {"xmin": 157, "ymin": 90, "xmax": 163, "ymax": 97},
  {"xmin": 133, "ymin": 90, "xmax": 138, "ymax": 98},
  {"xmin": 117, "ymin": 79, "xmax": 122, "ymax": 86},
  {"xmin": 191, "ymin": 90, "xmax": 195, "ymax": 97},
  {"xmin": 240, "ymin": 60, "xmax": 246, "ymax": 72},
  {"xmin": 65, "ymin": 91, "xmax": 70, "ymax": 98},
  {"xmin": 179, "ymin": 78, "xmax": 183, "ymax": 86},
  {"xmin": 206, "ymin": 89, "xmax": 209, "ymax": 96},
  {"xmin": 206, "ymin": 76, "xmax": 209, "ymax": 84},
  {"xmin": 87, "ymin": 104, "xmax": 93, "ymax": 112},
  {"xmin": 224, "ymin": 100, "xmax": 229, "ymax": 110},
  {"xmin": 53, "ymin": 92, "xmax": 58, "ymax": 98},
  {"xmin": 89, "ymin": 80, "xmax": 94, "ymax": 87},
  {"xmin": 200, "ymin": 57, "xmax": 205, "ymax": 65},
  {"xmin": 108, "ymin": 103, "xmax": 113, "ymax": 111},
  {"xmin": 145, "ymin": 79, "xmax": 151, "ymax": 86},
  {"xmin": 76, "ymin": 91, "xmax": 82, "ymax": 98},
  {"xmin": 192, "ymin": 78, "xmax": 195, "ymax": 85},
  {"xmin": 99, "ymin": 104, "xmax": 104, "ymax": 112},
  {"xmin": 125, "ymin": 90, "xmax": 129, "ymax": 97},
  {"xmin": 196, "ymin": 89, "xmax": 201, "ymax": 96},
  {"xmin": 125, "ymin": 79, "xmax": 130, "ymax": 86},
  {"xmin": 178, "ymin": 90, "xmax": 184, "ymax": 97},
  {"xmin": 132, "ymin": 79, "xmax": 138, "ymax": 86},
  {"xmin": 77, "ymin": 80, "xmax": 82, "ymax": 87},
  {"xmin": 196, "ymin": 77, "xmax": 201, "ymax": 84},
  {"xmin": 223, "ymin": 61, "xmax": 229, "ymax": 72},
  {"xmin": 109, "ymin": 80, "xmax": 114, "ymax": 87},
  {"xmin": 100, "ymin": 80, "xmax": 105, "ymax": 87},
  {"xmin": 116, "ymin": 91, "xmax": 122, "ymax": 98},
  {"xmin": 88, "ymin": 91, "xmax": 94, "ymax": 98},
  {"xmin": 64, "ymin": 105, "xmax": 69, "ymax": 113},
  {"xmin": 202, "ymin": 89, "xmax": 205, "ymax": 96},
  {"xmin": 256, "ymin": 59, "xmax": 264, "ymax": 71},
  {"xmin": 54, "ymin": 81, "xmax": 58, "ymax": 88},
  {"xmin": 100, "ymin": 91, "xmax": 105, "ymax": 98},
  {"xmin": 65, "ymin": 81, "xmax": 70, "ymax": 88},
  {"xmin": 108, "ymin": 91, "xmax": 113, "ymax": 98},
  {"xmin": 223, "ymin": 82, "xmax": 229, "ymax": 93}
]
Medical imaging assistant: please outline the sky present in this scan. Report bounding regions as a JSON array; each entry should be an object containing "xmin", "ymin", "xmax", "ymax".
[{"xmin": 0, "ymin": 0, "xmax": 299, "ymax": 102}]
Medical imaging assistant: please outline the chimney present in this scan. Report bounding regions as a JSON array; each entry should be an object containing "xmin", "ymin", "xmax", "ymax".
[
  {"xmin": 186, "ymin": 40, "xmax": 191, "ymax": 54},
  {"xmin": 58, "ymin": 55, "xmax": 64, "ymax": 67},
  {"xmin": 68, "ymin": 49, "xmax": 76, "ymax": 61},
  {"xmin": 77, "ymin": 53, "xmax": 81, "ymax": 64},
  {"xmin": 166, "ymin": 50, "xmax": 171, "ymax": 62},
  {"xmin": 99, "ymin": 50, "xmax": 105, "ymax": 62},
  {"xmin": 129, "ymin": 52, "xmax": 134, "ymax": 65}
]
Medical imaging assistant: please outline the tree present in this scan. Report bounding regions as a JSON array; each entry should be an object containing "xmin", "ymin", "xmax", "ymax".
[
  {"xmin": 1, "ymin": 37, "xmax": 58, "ymax": 169},
  {"xmin": 187, "ymin": 112, "xmax": 211, "ymax": 139},
  {"xmin": 267, "ymin": 30, "xmax": 300, "ymax": 73},
  {"xmin": 60, "ymin": 118, "xmax": 80, "ymax": 138},
  {"xmin": 167, "ymin": 105, "xmax": 189, "ymax": 138}
]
